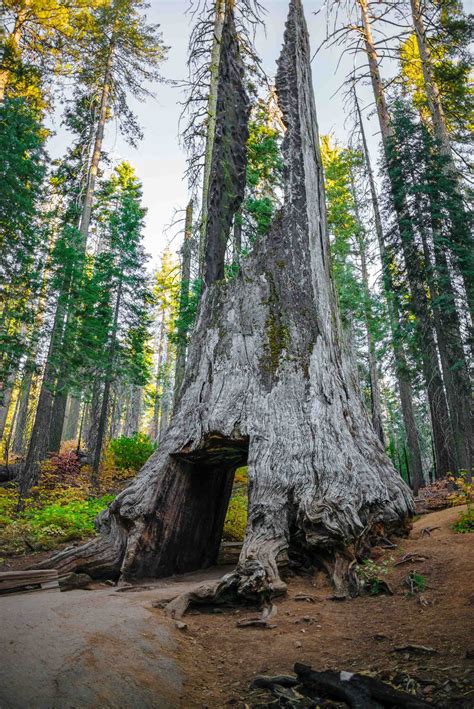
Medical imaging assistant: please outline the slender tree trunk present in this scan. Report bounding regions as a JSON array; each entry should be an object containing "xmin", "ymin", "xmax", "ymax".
[
  {"xmin": 78, "ymin": 40, "xmax": 115, "ymax": 242},
  {"xmin": 199, "ymin": 0, "xmax": 226, "ymax": 276},
  {"xmin": 91, "ymin": 281, "xmax": 122, "ymax": 484},
  {"xmin": 86, "ymin": 379, "xmax": 102, "ymax": 459},
  {"xmin": 0, "ymin": 375, "xmax": 15, "ymax": 440},
  {"xmin": 358, "ymin": 0, "xmax": 456, "ymax": 479},
  {"xmin": 174, "ymin": 200, "xmax": 194, "ymax": 405},
  {"xmin": 350, "ymin": 173, "xmax": 384, "ymax": 444},
  {"xmin": 63, "ymin": 394, "xmax": 81, "ymax": 441},
  {"xmin": 0, "ymin": 9, "xmax": 26, "ymax": 100},
  {"xmin": 12, "ymin": 367, "xmax": 33, "ymax": 455},
  {"xmin": 48, "ymin": 390, "xmax": 67, "ymax": 451},
  {"xmin": 353, "ymin": 87, "xmax": 424, "ymax": 492},
  {"xmin": 43, "ymin": 3, "xmax": 413, "ymax": 603},
  {"xmin": 18, "ymin": 299, "xmax": 68, "ymax": 497},
  {"xmin": 124, "ymin": 385, "xmax": 142, "ymax": 437},
  {"xmin": 151, "ymin": 316, "xmax": 166, "ymax": 440}
]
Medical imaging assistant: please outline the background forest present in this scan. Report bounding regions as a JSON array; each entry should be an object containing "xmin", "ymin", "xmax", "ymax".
[{"xmin": 0, "ymin": 0, "xmax": 472, "ymax": 557}]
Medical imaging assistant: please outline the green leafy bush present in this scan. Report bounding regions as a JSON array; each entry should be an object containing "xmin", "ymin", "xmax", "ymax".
[
  {"xmin": 108, "ymin": 433, "xmax": 156, "ymax": 474},
  {"xmin": 223, "ymin": 493, "xmax": 247, "ymax": 542},
  {"xmin": 0, "ymin": 486, "xmax": 113, "ymax": 556},
  {"xmin": 356, "ymin": 558, "xmax": 392, "ymax": 595},
  {"xmin": 452, "ymin": 507, "xmax": 474, "ymax": 534}
]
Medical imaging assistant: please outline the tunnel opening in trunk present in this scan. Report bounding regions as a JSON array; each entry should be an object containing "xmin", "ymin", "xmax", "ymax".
[{"xmin": 149, "ymin": 433, "xmax": 249, "ymax": 577}]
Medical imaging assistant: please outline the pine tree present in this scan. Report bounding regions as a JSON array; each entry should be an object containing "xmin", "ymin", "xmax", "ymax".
[{"xmin": 0, "ymin": 95, "xmax": 47, "ymax": 423}]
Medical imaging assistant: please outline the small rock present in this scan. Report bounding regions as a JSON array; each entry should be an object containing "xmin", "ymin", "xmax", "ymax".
[
  {"xmin": 175, "ymin": 621, "xmax": 187, "ymax": 630},
  {"xmin": 295, "ymin": 641, "xmax": 302, "ymax": 648},
  {"xmin": 59, "ymin": 572, "xmax": 93, "ymax": 591}
]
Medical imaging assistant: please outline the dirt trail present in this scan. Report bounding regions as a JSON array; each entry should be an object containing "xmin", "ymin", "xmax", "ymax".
[{"xmin": 1, "ymin": 507, "xmax": 473, "ymax": 707}]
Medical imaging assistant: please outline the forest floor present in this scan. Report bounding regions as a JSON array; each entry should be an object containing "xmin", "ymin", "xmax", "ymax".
[{"xmin": 0, "ymin": 505, "xmax": 472, "ymax": 708}]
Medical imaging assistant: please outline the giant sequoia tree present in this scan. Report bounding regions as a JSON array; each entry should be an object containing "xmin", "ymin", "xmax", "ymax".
[{"xmin": 45, "ymin": 0, "xmax": 413, "ymax": 601}]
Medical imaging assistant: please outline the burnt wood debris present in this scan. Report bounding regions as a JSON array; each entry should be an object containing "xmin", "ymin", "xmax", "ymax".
[{"xmin": 40, "ymin": 0, "xmax": 414, "ymax": 607}]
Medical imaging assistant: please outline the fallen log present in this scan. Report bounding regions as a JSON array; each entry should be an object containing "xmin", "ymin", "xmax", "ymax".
[
  {"xmin": 294, "ymin": 664, "xmax": 431, "ymax": 709},
  {"xmin": 0, "ymin": 569, "xmax": 59, "ymax": 594}
]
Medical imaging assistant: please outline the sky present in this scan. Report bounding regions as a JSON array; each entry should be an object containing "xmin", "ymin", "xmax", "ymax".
[{"xmin": 48, "ymin": 0, "xmax": 383, "ymax": 270}]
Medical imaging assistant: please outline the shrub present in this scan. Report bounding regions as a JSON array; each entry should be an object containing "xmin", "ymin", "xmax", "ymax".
[
  {"xmin": 223, "ymin": 493, "xmax": 247, "ymax": 542},
  {"xmin": 108, "ymin": 433, "xmax": 156, "ymax": 474},
  {"xmin": 452, "ymin": 507, "xmax": 474, "ymax": 534},
  {"xmin": 0, "ymin": 484, "xmax": 113, "ymax": 557},
  {"xmin": 449, "ymin": 472, "xmax": 474, "ymax": 534},
  {"xmin": 356, "ymin": 558, "xmax": 392, "ymax": 595}
]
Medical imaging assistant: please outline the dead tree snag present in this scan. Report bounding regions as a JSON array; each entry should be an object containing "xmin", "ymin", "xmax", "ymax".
[{"xmin": 43, "ymin": 0, "xmax": 413, "ymax": 602}]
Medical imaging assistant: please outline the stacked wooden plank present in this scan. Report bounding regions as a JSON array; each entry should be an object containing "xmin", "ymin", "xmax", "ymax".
[{"xmin": 0, "ymin": 569, "xmax": 59, "ymax": 595}]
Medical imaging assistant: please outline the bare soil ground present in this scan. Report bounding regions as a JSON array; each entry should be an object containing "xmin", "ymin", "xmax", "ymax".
[{"xmin": 1, "ymin": 506, "xmax": 473, "ymax": 708}]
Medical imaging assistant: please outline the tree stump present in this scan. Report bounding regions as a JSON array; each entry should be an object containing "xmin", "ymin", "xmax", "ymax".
[{"xmin": 43, "ymin": 0, "xmax": 413, "ymax": 602}]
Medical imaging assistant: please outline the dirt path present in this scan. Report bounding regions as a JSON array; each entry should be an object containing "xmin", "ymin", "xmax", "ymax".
[{"xmin": 1, "ymin": 507, "xmax": 473, "ymax": 707}]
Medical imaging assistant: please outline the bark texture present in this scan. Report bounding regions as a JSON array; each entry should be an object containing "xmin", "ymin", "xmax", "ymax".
[{"xmin": 44, "ymin": 0, "xmax": 413, "ymax": 599}]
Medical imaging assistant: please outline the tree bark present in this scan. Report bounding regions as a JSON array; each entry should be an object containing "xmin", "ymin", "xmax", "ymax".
[
  {"xmin": 0, "ymin": 375, "xmax": 15, "ymax": 440},
  {"xmin": 11, "ymin": 367, "xmax": 33, "ymax": 455},
  {"xmin": 353, "ymin": 87, "xmax": 424, "ymax": 493},
  {"xmin": 151, "ymin": 317, "xmax": 166, "ymax": 441},
  {"xmin": 63, "ymin": 394, "xmax": 81, "ymax": 441},
  {"xmin": 358, "ymin": 0, "xmax": 456, "ymax": 479},
  {"xmin": 124, "ymin": 384, "xmax": 142, "ymax": 438},
  {"xmin": 91, "ymin": 281, "xmax": 122, "ymax": 483},
  {"xmin": 174, "ymin": 199, "xmax": 194, "ymax": 405},
  {"xmin": 350, "ymin": 172, "xmax": 384, "ymax": 445},
  {"xmin": 43, "ymin": 1, "xmax": 413, "ymax": 602},
  {"xmin": 198, "ymin": 0, "xmax": 226, "ymax": 277}
]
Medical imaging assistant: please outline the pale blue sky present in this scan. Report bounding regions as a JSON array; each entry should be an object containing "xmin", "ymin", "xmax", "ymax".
[{"xmin": 49, "ymin": 0, "xmax": 383, "ymax": 269}]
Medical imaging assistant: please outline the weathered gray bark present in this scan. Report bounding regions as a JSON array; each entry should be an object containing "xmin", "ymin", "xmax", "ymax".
[
  {"xmin": 174, "ymin": 200, "xmax": 194, "ymax": 405},
  {"xmin": 43, "ymin": 1, "xmax": 412, "ymax": 600}
]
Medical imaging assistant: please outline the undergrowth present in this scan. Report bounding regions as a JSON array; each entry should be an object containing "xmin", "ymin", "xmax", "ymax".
[
  {"xmin": 448, "ymin": 473, "xmax": 473, "ymax": 534},
  {"xmin": 222, "ymin": 467, "xmax": 248, "ymax": 542}
]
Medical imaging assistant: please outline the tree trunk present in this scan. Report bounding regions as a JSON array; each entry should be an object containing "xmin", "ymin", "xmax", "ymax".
[
  {"xmin": 0, "ymin": 376, "xmax": 15, "ymax": 440},
  {"xmin": 91, "ymin": 281, "xmax": 122, "ymax": 483},
  {"xmin": 63, "ymin": 394, "xmax": 81, "ymax": 441},
  {"xmin": 358, "ymin": 0, "xmax": 456, "ymax": 479},
  {"xmin": 174, "ymin": 199, "xmax": 194, "ymax": 405},
  {"xmin": 124, "ymin": 385, "xmax": 142, "ymax": 438},
  {"xmin": 350, "ymin": 172, "xmax": 384, "ymax": 445},
  {"xmin": 198, "ymin": 0, "xmax": 226, "ymax": 276},
  {"xmin": 353, "ymin": 87, "xmax": 425, "ymax": 493},
  {"xmin": 78, "ymin": 38, "xmax": 115, "ymax": 243},
  {"xmin": 151, "ymin": 317, "xmax": 166, "ymax": 440},
  {"xmin": 419, "ymin": 216, "xmax": 472, "ymax": 473},
  {"xmin": 43, "ymin": 1, "xmax": 413, "ymax": 602},
  {"xmin": 48, "ymin": 389, "xmax": 68, "ymax": 452},
  {"xmin": 12, "ymin": 367, "xmax": 33, "ymax": 455},
  {"xmin": 18, "ymin": 300, "xmax": 68, "ymax": 496},
  {"xmin": 85, "ymin": 379, "xmax": 102, "ymax": 459}
]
